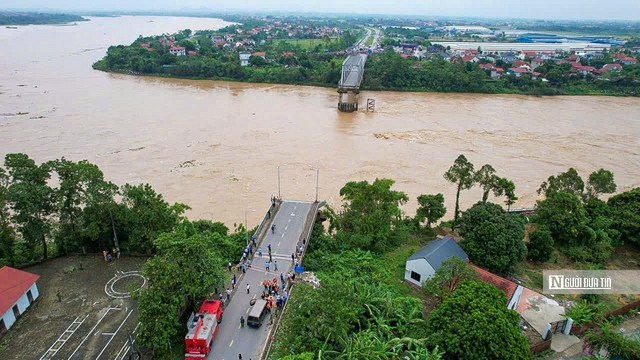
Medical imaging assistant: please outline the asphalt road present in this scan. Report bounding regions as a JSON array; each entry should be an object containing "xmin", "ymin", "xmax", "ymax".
[{"xmin": 207, "ymin": 200, "xmax": 313, "ymax": 360}]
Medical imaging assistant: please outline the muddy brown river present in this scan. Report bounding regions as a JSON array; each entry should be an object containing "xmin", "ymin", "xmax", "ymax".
[{"xmin": 1, "ymin": 16, "xmax": 639, "ymax": 226}]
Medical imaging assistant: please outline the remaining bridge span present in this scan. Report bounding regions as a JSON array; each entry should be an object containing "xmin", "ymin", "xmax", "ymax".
[{"xmin": 337, "ymin": 54, "xmax": 367, "ymax": 112}]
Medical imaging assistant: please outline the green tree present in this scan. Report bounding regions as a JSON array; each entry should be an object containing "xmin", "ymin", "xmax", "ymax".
[
  {"xmin": 535, "ymin": 191, "xmax": 588, "ymax": 246},
  {"xmin": 0, "ymin": 167, "xmax": 16, "ymax": 266},
  {"xmin": 537, "ymin": 168, "xmax": 585, "ymax": 199},
  {"xmin": 133, "ymin": 282, "xmax": 182, "ymax": 356},
  {"xmin": 422, "ymin": 256, "xmax": 477, "ymax": 301},
  {"xmin": 426, "ymin": 281, "xmax": 530, "ymax": 360},
  {"xmin": 459, "ymin": 202, "xmax": 527, "ymax": 274},
  {"xmin": 443, "ymin": 154, "xmax": 475, "ymax": 226},
  {"xmin": 249, "ymin": 55, "xmax": 266, "ymax": 66},
  {"xmin": 474, "ymin": 164, "xmax": 500, "ymax": 202},
  {"xmin": 49, "ymin": 158, "xmax": 114, "ymax": 254},
  {"xmin": 327, "ymin": 179, "xmax": 408, "ymax": 252},
  {"xmin": 527, "ymin": 226, "xmax": 555, "ymax": 262},
  {"xmin": 120, "ymin": 183, "xmax": 190, "ymax": 253},
  {"xmin": 4, "ymin": 153, "xmax": 55, "ymax": 259},
  {"xmin": 585, "ymin": 168, "xmax": 616, "ymax": 200},
  {"xmin": 607, "ymin": 188, "xmax": 640, "ymax": 245},
  {"xmin": 416, "ymin": 193, "xmax": 446, "ymax": 228},
  {"xmin": 498, "ymin": 177, "xmax": 518, "ymax": 210}
]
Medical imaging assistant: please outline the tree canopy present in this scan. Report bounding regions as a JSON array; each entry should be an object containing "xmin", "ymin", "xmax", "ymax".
[
  {"xmin": 416, "ymin": 193, "xmax": 446, "ymax": 229},
  {"xmin": 425, "ymin": 281, "xmax": 530, "ymax": 360},
  {"xmin": 443, "ymin": 154, "xmax": 475, "ymax": 226},
  {"xmin": 422, "ymin": 256, "xmax": 477, "ymax": 301},
  {"xmin": 326, "ymin": 178, "xmax": 408, "ymax": 252},
  {"xmin": 458, "ymin": 201, "xmax": 527, "ymax": 274}
]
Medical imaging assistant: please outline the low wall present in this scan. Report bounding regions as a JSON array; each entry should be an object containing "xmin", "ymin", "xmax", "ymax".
[{"xmin": 530, "ymin": 338, "xmax": 552, "ymax": 354}]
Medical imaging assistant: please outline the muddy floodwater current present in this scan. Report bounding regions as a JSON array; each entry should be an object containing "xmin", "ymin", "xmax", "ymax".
[{"xmin": 1, "ymin": 16, "xmax": 639, "ymax": 226}]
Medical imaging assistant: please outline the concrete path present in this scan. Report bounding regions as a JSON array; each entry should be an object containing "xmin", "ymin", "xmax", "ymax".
[{"xmin": 207, "ymin": 201, "xmax": 313, "ymax": 360}]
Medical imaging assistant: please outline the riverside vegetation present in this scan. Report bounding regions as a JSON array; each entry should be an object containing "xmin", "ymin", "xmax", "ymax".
[
  {"xmin": 2, "ymin": 153, "xmax": 639, "ymax": 358},
  {"xmin": 93, "ymin": 23, "xmax": 640, "ymax": 96}
]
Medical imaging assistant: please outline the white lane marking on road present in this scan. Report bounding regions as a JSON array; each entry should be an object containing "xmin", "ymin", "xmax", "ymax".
[
  {"xmin": 277, "ymin": 242, "xmax": 281, "ymax": 246},
  {"xmin": 67, "ymin": 308, "xmax": 118, "ymax": 359},
  {"xmin": 291, "ymin": 213, "xmax": 295, "ymax": 216},
  {"xmin": 229, "ymin": 340, "xmax": 234, "ymax": 347},
  {"xmin": 95, "ymin": 309, "xmax": 134, "ymax": 360}
]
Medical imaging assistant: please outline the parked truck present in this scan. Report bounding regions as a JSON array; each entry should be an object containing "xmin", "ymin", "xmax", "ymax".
[{"xmin": 184, "ymin": 299, "xmax": 223, "ymax": 359}]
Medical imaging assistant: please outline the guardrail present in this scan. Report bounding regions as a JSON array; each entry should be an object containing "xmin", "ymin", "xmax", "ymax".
[{"xmin": 261, "ymin": 201, "xmax": 325, "ymax": 360}]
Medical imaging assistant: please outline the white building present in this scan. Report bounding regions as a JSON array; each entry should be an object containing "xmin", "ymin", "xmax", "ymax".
[
  {"xmin": 239, "ymin": 51, "xmax": 251, "ymax": 67},
  {"xmin": 169, "ymin": 46, "xmax": 186, "ymax": 56},
  {"xmin": 404, "ymin": 234, "xmax": 468, "ymax": 286},
  {"xmin": 1, "ymin": 266, "xmax": 40, "ymax": 335}
]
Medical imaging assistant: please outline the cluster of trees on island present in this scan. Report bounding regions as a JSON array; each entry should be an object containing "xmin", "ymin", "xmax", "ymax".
[
  {"xmin": 93, "ymin": 26, "xmax": 640, "ymax": 96},
  {"xmin": 0, "ymin": 12, "xmax": 87, "ymax": 25}
]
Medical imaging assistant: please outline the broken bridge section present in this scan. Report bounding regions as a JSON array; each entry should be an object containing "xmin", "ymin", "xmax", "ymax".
[{"xmin": 337, "ymin": 54, "xmax": 367, "ymax": 112}]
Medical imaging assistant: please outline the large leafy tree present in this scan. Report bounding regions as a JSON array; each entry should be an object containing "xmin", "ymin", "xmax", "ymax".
[
  {"xmin": 120, "ymin": 183, "xmax": 190, "ymax": 253},
  {"xmin": 443, "ymin": 154, "xmax": 475, "ymax": 226},
  {"xmin": 535, "ymin": 191, "xmax": 589, "ymax": 246},
  {"xmin": 416, "ymin": 193, "xmax": 446, "ymax": 228},
  {"xmin": 458, "ymin": 202, "xmax": 527, "ymax": 274},
  {"xmin": 0, "ymin": 168, "xmax": 16, "ymax": 266},
  {"xmin": 49, "ymin": 158, "xmax": 117, "ymax": 254},
  {"xmin": 537, "ymin": 167, "xmax": 585, "ymax": 199},
  {"xmin": 422, "ymin": 256, "xmax": 477, "ymax": 301},
  {"xmin": 527, "ymin": 226, "xmax": 555, "ymax": 262},
  {"xmin": 498, "ymin": 177, "xmax": 518, "ymax": 210},
  {"xmin": 135, "ymin": 225, "xmax": 225, "ymax": 356},
  {"xmin": 4, "ymin": 153, "xmax": 55, "ymax": 258},
  {"xmin": 426, "ymin": 281, "xmax": 530, "ymax": 360},
  {"xmin": 327, "ymin": 179, "xmax": 408, "ymax": 252},
  {"xmin": 585, "ymin": 169, "xmax": 616, "ymax": 200},
  {"xmin": 474, "ymin": 164, "xmax": 500, "ymax": 202},
  {"xmin": 607, "ymin": 188, "xmax": 640, "ymax": 245}
]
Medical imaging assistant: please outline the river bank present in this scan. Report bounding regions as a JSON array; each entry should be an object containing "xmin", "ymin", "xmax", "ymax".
[{"xmin": 2, "ymin": 15, "xmax": 640, "ymax": 228}]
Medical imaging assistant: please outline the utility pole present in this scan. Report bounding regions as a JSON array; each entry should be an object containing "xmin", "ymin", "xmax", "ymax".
[
  {"xmin": 277, "ymin": 166, "xmax": 281, "ymax": 199},
  {"xmin": 110, "ymin": 211, "xmax": 120, "ymax": 258},
  {"xmin": 315, "ymin": 169, "xmax": 319, "ymax": 203}
]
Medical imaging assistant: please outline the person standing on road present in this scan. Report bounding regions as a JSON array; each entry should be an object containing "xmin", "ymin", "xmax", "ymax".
[
  {"xmin": 280, "ymin": 273, "xmax": 284, "ymax": 284},
  {"xmin": 268, "ymin": 244, "xmax": 272, "ymax": 252},
  {"xmin": 274, "ymin": 261, "xmax": 278, "ymax": 271},
  {"xmin": 265, "ymin": 261, "xmax": 270, "ymax": 272},
  {"xmin": 226, "ymin": 288, "xmax": 231, "ymax": 301},
  {"xmin": 258, "ymin": 247, "xmax": 263, "ymax": 257},
  {"xmin": 247, "ymin": 283, "xmax": 251, "ymax": 294},
  {"xmin": 228, "ymin": 262, "xmax": 232, "ymax": 271}
]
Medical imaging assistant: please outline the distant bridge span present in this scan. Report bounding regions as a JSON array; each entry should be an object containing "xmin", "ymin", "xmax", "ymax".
[{"xmin": 337, "ymin": 54, "xmax": 367, "ymax": 112}]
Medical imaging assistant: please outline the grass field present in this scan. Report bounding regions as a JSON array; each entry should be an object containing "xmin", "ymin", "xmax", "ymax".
[
  {"xmin": 364, "ymin": 36, "xmax": 374, "ymax": 47},
  {"xmin": 274, "ymin": 38, "xmax": 318, "ymax": 49}
]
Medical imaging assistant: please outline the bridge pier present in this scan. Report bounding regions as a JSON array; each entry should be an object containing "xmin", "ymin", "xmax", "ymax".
[{"xmin": 338, "ymin": 89, "xmax": 359, "ymax": 113}]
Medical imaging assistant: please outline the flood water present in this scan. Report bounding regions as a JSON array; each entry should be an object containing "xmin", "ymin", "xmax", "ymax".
[{"xmin": 1, "ymin": 16, "xmax": 639, "ymax": 226}]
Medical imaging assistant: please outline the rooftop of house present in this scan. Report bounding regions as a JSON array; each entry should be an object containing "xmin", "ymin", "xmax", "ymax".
[
  {"xmin": 0, "ymin": 266, "xmax": 39, "ymax": 315},
  {"xmin": 472, "ymin": 265, "xmax": 517, "ymax": 305},
  {"xmin": 407, "ymin": 235, "xmax": 468, "ymax": 270},
  {"xmin": 508, "ymin": 67, "xmax": 529, "ymax": 73},
  {"xmin": 170, "ymin": 46, "xmax": 185, "ymax": 51},
  {"xmin": 462, "ymin": 55, "xmax": 476, "ymax": 62},
  {"xmin": 253, "ymin": 52, "xmax": 266, "ymax": 56}
]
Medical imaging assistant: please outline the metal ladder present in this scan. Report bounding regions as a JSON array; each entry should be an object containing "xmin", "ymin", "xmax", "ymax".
[{"xmin": 40, "ymin": 314, "xmax": 89, "ymax": 360}]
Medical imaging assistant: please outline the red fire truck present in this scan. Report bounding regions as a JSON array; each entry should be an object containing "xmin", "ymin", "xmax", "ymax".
[{"xmin": 184, "ymin": 299, "xmax": 223, "ymax": 359}]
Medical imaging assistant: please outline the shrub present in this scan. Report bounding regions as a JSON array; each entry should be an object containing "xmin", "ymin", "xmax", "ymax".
[{"xmin": 564, "ymin": 300, "xmax": 607, "ymax": 326}]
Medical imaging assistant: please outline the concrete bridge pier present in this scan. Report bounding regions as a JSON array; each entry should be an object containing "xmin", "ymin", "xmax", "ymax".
[{"xmin": 338, "ymin": 89, "xmax": 359, "ymax": 112}]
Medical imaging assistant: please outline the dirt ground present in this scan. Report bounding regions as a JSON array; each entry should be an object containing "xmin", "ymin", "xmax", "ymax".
[{"xmin": 0, "ymin": 255, "xmax": 148, "ymax": 360}]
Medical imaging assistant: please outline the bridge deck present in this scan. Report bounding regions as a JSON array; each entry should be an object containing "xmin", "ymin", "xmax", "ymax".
[{"xmin": 339, "ymin": 54, "xmax": 367, "ymax": 89}]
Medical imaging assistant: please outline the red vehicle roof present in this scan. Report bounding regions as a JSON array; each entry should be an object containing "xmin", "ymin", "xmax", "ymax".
[{"xmin": 0, "ymin": 266, "xmax": 39, "ymax": 315}]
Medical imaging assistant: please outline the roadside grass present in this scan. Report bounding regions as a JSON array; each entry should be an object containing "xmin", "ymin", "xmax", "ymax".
[
  {"xmin": 364, "ymin": 36, "xmax": 374, "ymax": 47},
  {"xmin": 274, "ymin": 38, "xmax": 317, "ymax": 50}
]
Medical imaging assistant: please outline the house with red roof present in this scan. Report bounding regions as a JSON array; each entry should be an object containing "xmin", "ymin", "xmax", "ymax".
[
  {"xmin": 252, "ymin": 52, "xmax": 266, "ymax": 59},
  {"xmin": 479, "ymin": 63, "xmax": 494, "ymax": 70},
  {"xmin": 400, "ymin": 53, "xmax": 411, "ymax": 59},
  {"xmin": 564, "ymin": 54, "xmax": 580, "ymax": 62},
  {"xmin": 214, "ymin": 40, "xmax": 226, "ymax": 47},
  {"xmin": 281, "ymin": 52, "xmax": 295, "ymax": 57},
  {"xmin": 614, "ymin": 54, "xmax": 637, "ymax": 65},
  {"xmin": 187, "ymin": 50, "xmax": 196, "ymax": 56},
  {"xmin": 462, "ymin": 55, "xmax": 478, "ymax": 63},
  {"xmin": 571, "ymin": 63, "xmax": 595, "ymax": 75},
  {"xmin": 594, "ymin": 63, "xmax": 623, "ymax": 75},
  {"xmin": 169, "ymin": 46, "xmax": 186, "ymax": 56},
  {"xmin": 531, "ymin": 58, "xmax": 544, "ymax": 70},
  {"xmin": 1, "ymin": 266, "xmax": 40, "ymax": 335},
  {"xmin": 513, "ymin": 60, "xmax": 531, "ymax": 70},
  {"xmin": 507, "ymin": 67, "xmax": 529, "ymax": 77}
]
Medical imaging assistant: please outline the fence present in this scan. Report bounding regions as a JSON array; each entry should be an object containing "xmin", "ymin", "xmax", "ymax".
[
  {"xmin": 530, "ymin": 338, "xmax": 552, "ymax": 355},
  {"xmin": 261, "ymin": 201, "xmax": 324, "ymax": 360},
  {"xmin": 571, "ymin": 298, "xmax": 640, "ymax": 336}
]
